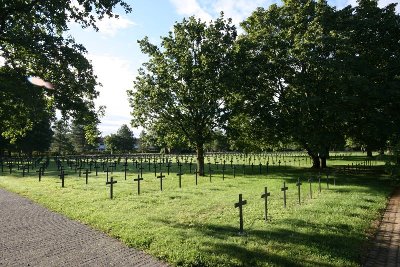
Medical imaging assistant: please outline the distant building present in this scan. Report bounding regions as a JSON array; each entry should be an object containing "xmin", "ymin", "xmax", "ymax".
[{"xmin": 98, "ymin": 137, "xmax": 105, "ymax": 152}]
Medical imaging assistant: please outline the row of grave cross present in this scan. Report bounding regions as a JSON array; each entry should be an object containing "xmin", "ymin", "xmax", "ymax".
[{"xmin": 235, "ymin": 175, "xmax": 334, "ymax": 234}]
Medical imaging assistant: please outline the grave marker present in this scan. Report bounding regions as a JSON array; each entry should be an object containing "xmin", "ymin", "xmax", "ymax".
[
  {"xmin": 296, "ymin": 178, "xmax": 302, "ymax": 204},
  {"xmin": 106, "ymin": 177, "xmax": 117, "ymax": 199},
  {"xmin": 261, "ymin": 187, "xmax": 270, "ymax": 222},
  {"xmin": 281, "ymin": 182, "xmax": 288, "ymax": 208},
  {"xmin": 177, "ymin": 171, "xmax": 183, "ymax": 188},
  {"xmin": 318, "ymin": 175, "xmax": 321, "ymax": 193},
  {"xmin": 157, "ymin": 172, "xmax": 165, "ymax": 191},
  {"xmin": 234, "ymin": 194, "xmax": 247, "ymax": 234},
  {"xmin": 84, "ymin": 169, "xmax": 91, "ymax": 184},
  {"xmin": 36, "ymin": 167, "xmax": 42, "ymax": 182},
  {"xmin": 122, "ymin": 162, "xmax": 129, "ymax": 180},
  {"xmin": 134, "ymin": 174, "xmax": 143, "ymax": 195},
  {"xmin": 58, "ymin": 170, "xmax": 68, "ymax": 188}
]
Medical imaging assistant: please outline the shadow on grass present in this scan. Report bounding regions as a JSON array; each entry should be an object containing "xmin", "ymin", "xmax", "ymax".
[{"xmin": 158, "ymin": 217, "xmax": 364, "ymax": 266}]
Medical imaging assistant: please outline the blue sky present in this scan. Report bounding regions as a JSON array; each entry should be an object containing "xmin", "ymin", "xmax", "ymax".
[{"xmin": 68, "ymin": 0, "xmax": 399, "ymax": 137}]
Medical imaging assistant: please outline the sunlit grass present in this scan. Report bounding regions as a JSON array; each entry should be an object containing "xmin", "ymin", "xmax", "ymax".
[{"xmin": 0, "ymin": 153, "xmax": 391, "ymax": 266}]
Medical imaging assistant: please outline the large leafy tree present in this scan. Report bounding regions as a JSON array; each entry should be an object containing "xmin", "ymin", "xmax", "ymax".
[
  {"xmin": 128, "ymin": 15, "xmax": 237, "ymax": 175},
  {"xmin": 104, "ymin": 124, "xmax": 135, "ymax": 153},
  {"xmin": 0, "ymin": 1, "xmax": 131, "ymax": 143},
  {"xmin": 238, "ymin": 0, "xmax": 350, "ymax": 168},
  {"xmin": 14, "ymin": 117, "xmax": 54, "ymax": 156},
  {"xmin": 0, "ymin": 68, "xmax": 52, "ymax": 142},
  {"xmin": 344, "ymin": 0, "xmax": 400, "ymax": 156}
]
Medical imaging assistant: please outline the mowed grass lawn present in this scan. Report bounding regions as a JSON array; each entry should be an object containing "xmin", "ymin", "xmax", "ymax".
[{"xmin": 0, "ymin": 156, "xmax": 392, "ymax": 266}]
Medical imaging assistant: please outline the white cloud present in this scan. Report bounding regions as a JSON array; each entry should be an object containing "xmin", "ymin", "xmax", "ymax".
[
  {"xmin": 88, "ymin": 54, "xmax": 138, "ymax": 136},
  {"xmin": 169, "ymin": 0, "xmax": 279, "ymax": 29},
  {"xmin": 169, "ymin": 0, "xmax": 213, "ymax": 22},
  {"xmin": 95, "ymin": 15, "xmax": 136, "ymax": 37},
  {"xmin": 212, "ymin": 0, "xmax": 277, "ymax": 25},
  {"xmin": 341, "ymin": 0, "xmax": 399, "ymax": 12}
]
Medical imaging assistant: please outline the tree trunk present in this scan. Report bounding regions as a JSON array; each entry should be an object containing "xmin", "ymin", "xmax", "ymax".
[
  {"xmin": 320, "ymin": 157, "xmax": 327, "ymax": 168},
  {"xmin": 319, "ymin": 147, "xmax": 329, "ymax": 169},
  {"xmin": 304, "ymin": 143, "xmax": 320, "ymax": 169},
  {"xmin": 311, "ymin": 155, "xmax": 320, "ymax": 169},
  {"xmin": 196, "ymin": 143, "xmax": 205, "ymax": 176},
  {"xmin": 366, "ymin": 149, "xmax": 372, "ymax": 157}
]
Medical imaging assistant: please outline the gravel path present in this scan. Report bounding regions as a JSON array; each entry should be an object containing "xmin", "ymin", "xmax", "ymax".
[{"xmin": 0, "ymin": 188, "xmax": 168, "ymax": 267}]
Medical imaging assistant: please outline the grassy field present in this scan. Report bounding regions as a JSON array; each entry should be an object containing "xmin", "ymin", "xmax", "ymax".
[{"xmin": 0, "ymin": 152, "xmax": 393, "ymax": 266}]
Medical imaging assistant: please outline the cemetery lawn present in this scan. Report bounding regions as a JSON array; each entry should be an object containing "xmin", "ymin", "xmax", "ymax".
[{"xmin": 0, "ymin": 160, "xmax": 392, "ymax": 267}]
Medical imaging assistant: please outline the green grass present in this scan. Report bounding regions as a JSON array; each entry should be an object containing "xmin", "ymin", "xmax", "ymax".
[{"xmin": 0, "ymin": 153, "xmax": 393, "ymax": 266}]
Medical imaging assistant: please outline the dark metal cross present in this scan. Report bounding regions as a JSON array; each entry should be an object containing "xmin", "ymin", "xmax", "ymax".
[
  {"xmin": 106, "ymin": 177, "xmax": 117, "ymax": 199},
  {"xmin": 281, "ymin": 182, "xmax": 288, "ymax": 208},
  {"xmin": 194, "ymin": 169, "xmax": 199, "ymax": 185},
  {"xmin": 157, "ymin": 172, "xmax": 165, "ymax": 191},
  {"xmin": 104, "ymin": 167, "xmax": 111, "ymax": 183},
  {"xmin": 84, "ymin": 169, "xmax": 91, "ymax": 184},
  {"xmin": 308, "ymin": 177, "xmax": 313, "ymax": 199},
  {"xmin": 177, "ymin": 171, "xmax": 183, "ymax": 188},
  {"xmin": 134, "ymin": 174, "xmax": 143, "ymax": 195},
  {"xmin": 318, "ymin": 175, "xmax": 321, "ymax": 193},
  {"xmin": 21, "ymin": 165, "xmax": 27, "ymax": 177},
  {"xmin": 58, "ymin": 170, "xmax": 68, "ymax": 188},
  {"xmin": 296, "ymin": 178, "xmax": 302, "ymax": 204},
  {"xmin": 326, "ymin": 173, "xmax": 329, "ymax": 189},
  {"xmin": 122, "ymin": 163, "xmax": 129, "ymax": 180},
  {"xmin": 138, "ymin": 165, "xmax": 144, "ymax": 178},
  {"xmin": 261, "ymin": 187, "xmax": 270, "ymax": 222},
  {"xmin": 234, "ymin": 194, "xmax": 247, "ymax": 234},
  {"xmin": 36, "ymin": 167, "xmax": 42, "ymax": 182},
  {"xmin": 153, "ymin": 163, "xmax": 157, "ymax": 177},
  {"xmin": 94, "ymin": 162, "xmax": 100, "ymax": 176},
  {"xmin": 166, "ymin": 162, "xmax": 171, "ymax": 175}
]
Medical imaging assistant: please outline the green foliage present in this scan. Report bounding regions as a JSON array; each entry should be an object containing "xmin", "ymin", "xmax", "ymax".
[
  {"xmin": 0, "ymin": 68, "xmax": 53, "ymax": 142},
  {"xmin": 104, "ymin": 124, "xmax": 135, "ymax": 153},
  {"xmin": 128, "ymin": 14, "xmax": 237, "ymax": 174},
  {"xmin": 343, "ymin": 0, "xmax": 400, "ymax": 152},
  {"xmin": 0, "ymin": 1, "xmax": 131, "ymax": 141},
  {"xmin": 14, "ymin": 117, "xmax": 54, "ymax": 155},
  {"xmin": 50, "ymin": 119, "xmax": 74, "ymax": 155},
  {"xmin": 234, "ymin": 0, "xmax": 400, "ymax": 166}
]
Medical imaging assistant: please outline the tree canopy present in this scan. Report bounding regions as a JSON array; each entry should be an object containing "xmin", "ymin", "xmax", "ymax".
[
  {"xmin": 0, "ymin": 0, "xmax": 131, "ymax": 145},
  {"xmin": 128, "ymin": 14, "xmax": 237, "ymax": 175},
  {"xmin": 232, "ymin": 0, "xmax": 400, "ymax": 167},
  {"xmin": 104, "ymin": 124, "xmax": 136, "ymax": 153}
]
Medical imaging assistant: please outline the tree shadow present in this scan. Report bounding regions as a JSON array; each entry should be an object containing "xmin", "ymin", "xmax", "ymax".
[{"xmin": 157, "ymin": 217, "xmax": 365, "ymax": 266}]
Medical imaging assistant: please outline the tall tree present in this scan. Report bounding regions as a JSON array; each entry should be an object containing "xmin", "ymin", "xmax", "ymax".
[
  {"xmin": 116, "ymin": 124, "xmax": 136, "ymax": 152},
  {"xmin": 104, "ymin": 124, "xmax": 135, "ymax": 153},
  {"xmin": 70, "ymin": 120, "xmax": 87, "ymax": 154},
  {"xmin": 238, "ymin": 0, "xmax": 350, "ymax": 168},
  {"xmin": 0, "ymin": 1, "xmax": 131, "ymax": 142},
  {"xmin": 128, "ymin": 14, "xmax": 237, "ymax": 175},
  {"xmin": 50, "ymin": 119, "xmax": 74, "ymax": 155},
  {"xmin": 344, "ymin": 0, "xmax": 400, "ymax": 156}
]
